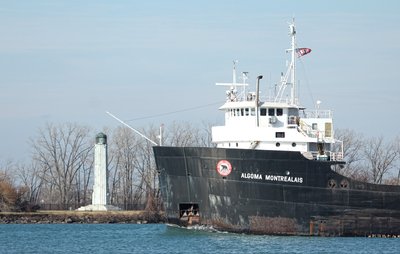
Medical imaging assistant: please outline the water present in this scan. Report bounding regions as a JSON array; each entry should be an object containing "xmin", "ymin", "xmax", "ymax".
[{"xmin": 0, "ymin": 224, "xmax": 399, "ymax": 254}]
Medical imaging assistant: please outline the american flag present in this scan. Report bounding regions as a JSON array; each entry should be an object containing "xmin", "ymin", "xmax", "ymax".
[{"xmin": 296, "ymin": 48, "xmax": 312, "ymax": 57}]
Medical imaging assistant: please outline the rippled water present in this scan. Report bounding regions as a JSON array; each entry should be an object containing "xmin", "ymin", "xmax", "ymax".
[{"xmin": 0, "ymin": 224, "xmax": 399, "ymax": 253}]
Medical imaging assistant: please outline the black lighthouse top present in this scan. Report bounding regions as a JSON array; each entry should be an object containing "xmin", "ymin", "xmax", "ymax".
[{"xmin": 95, "ymin": 132, "xmax": 107, "ymax": 145}]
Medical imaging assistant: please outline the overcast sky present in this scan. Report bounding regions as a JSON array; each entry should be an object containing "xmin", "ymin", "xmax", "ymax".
[{"xmin": 1, "ymin": 0, "xmax": 400, "ymax": 162}]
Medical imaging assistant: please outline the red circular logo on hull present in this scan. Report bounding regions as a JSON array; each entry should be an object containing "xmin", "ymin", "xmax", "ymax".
[{"xmin": 216, "ymin": 160, "xmax": 232, "ymax": 176}]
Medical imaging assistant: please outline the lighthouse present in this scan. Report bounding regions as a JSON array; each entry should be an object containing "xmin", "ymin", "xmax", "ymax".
[
  {"xmin": 77, "ymin": 133, "xmax": 120, "ymax": 211},
  {"xmin": 92, "ymin": 132, "xmax": 108, "ymax": 206}
]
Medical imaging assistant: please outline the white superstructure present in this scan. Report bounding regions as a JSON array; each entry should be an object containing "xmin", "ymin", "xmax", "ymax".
[{"xmin": 212, "ymin": 21, "xmax": 343, "ymax": 161}]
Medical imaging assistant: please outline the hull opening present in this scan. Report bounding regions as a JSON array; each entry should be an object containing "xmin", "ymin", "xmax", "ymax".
[{"xmin": 179, "ymin": 203, "xmax": 200, "ymax": 226}]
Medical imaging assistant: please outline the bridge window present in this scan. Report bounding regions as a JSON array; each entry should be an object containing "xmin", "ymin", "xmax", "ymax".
[
  {"xmin": 260, "ymin": 108, "xmax": 266, "ymax": 116},
  {"xmin": 277, "ymin": 108, "xmax": 283, "ymax": 116},
  {"xmin": 245, "ymin": 108, "xmax": 249, "ymax": 116},
  {"xmin": 268, "ymin": 108, "xmax": 274, "ymax": 116}
]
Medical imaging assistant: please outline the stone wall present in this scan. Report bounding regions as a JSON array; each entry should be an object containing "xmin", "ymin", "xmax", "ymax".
[{"xmin": 0, "ymin": 211, "xmax": 165, "ymax": 224}]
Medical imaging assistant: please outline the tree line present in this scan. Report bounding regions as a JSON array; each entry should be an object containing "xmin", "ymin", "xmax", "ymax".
[
  {"xmin": 333, "ymin": 129, "xmax": 400, "ymax": 185},
  {"xmin": 0, "ymin": 123, "xmax": 399, "ymax": 212},
  {"xmin": 0, "ymin": 122, "xmax": 212, "ymax": 212}
]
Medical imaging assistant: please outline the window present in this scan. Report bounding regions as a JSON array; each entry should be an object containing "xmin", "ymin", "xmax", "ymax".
[
  {"xmin": 275, "ymin": 132, "xmax": 285, "ymax": 138},
  {"xmin": 277, "ymin": 108, "xmax": 283, "ymax": 116},
  {"xmin": 251, "ymin": 108, "xmax": 255, "ymax": 116},
  {"xmin": 268, "ymin": 108, "xmax": 275, "ymax": 116},
  {"xmin": 312, "ymin": 123, "xmax": 318, "ymax": 130},
  {"xmin": 288, "ymin": 115, "xmax": 297, "ymax": 125},
  {"xmin": 260, "ymin": 108, "xmax": 267, "ymax": 116},
  {"xmin": 245, "ymin": 108, "xmax": 249, "ymax": 116},
  {"xmin": 325, "ymin": 122, "xmax": 332, "ymax": 137}
]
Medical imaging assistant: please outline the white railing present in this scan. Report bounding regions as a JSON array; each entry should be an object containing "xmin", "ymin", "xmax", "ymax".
[
  {"xmin": 301, "ymin": 110, "xmax": 332, "ymax": 119},
  {"xmin": 308, "ymin": 151, "xmax": 344, "ymax": 161},
  {"xmin": 330, "ymin": 152, "xmax": 344, "ymax": 161}
]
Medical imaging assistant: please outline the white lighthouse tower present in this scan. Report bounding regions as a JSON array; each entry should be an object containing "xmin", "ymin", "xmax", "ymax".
[{"xmin": 77, "ymin": 133, "xmax": 120, "ymax": 211}]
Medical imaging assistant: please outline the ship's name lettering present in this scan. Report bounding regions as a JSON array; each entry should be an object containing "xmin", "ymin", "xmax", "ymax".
[
  {"xmin": 265, "ymin": 174, "xmax": 303, "ymax": 183},
  {"xmin": 240, "ymin": 173, "xmax": 263, "ymax": 180},
  {"xmin": 240, "ymin": 173, "xmax": 303, "ymax": 184}
]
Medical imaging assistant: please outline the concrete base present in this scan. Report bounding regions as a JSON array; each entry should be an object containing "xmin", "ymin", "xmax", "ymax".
[{"xmin": 76, "ymin": 204, "xmax": 121, "ymax": 211}]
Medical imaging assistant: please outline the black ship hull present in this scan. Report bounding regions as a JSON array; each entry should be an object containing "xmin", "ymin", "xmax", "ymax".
[{"xmin": 154, "ymin": 146, "xmax": 400, "ymax": 236}]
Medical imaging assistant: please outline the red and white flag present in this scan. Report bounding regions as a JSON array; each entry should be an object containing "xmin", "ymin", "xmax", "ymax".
[{"xmin": 296, "ymin": 48, "xmax": 312, "ymax": 57}]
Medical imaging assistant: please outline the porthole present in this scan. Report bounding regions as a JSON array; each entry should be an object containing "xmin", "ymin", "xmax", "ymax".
[
  {"xmin": 292, "ymin": 142, "xmax": 297, "ymax": 147},
  {"xmin": 328, "ymin": 179, "xmax": 337, "ymax": 188},
  {"xmin": 276, "ymin": 142, "xmax": 281, "ymax": 147},
  {"xmin": 340, "ymin": 179, "xmax": 349, "ymax": 189}
]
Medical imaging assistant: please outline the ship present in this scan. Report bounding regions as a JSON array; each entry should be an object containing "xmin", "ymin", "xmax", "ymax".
[{"xmin": 153, "ymin": 21, "xmax": 400, "ymax": 236}]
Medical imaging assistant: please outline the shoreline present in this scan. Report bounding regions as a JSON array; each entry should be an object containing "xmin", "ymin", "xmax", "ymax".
[{"xmin": 0, "ymin": 210, "xmax": 165, "ymax": 224}]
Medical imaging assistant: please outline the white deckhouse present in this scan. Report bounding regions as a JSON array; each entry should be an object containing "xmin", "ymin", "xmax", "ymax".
[{"xmin": 212, "ymin": 22, "xmax": 343, "ymax": 161}]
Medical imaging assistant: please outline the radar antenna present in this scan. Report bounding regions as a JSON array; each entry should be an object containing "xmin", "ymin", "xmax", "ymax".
[{"xmin": 216, "ymin": 61, "xmax": 249, "ymax": 102}]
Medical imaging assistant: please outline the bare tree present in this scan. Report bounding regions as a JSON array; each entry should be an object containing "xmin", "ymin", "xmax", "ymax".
[
  {"xmin": 389, "ymin": 136, "xmax": 400, "ymax": 185},
  {"xmin": 109, "ymin": 126, "xmax": 141, "ymax": 209},
  {"xmin": 164, "ymin": 121, "xmax": 198, "ymax": 146},
  {"xmin": 31, "ymin": 123, "xmax": 92, "ymax": 209},
  {"xmin": 362, "ymin": 136, "xmax": 399, "ymax": 184},
  {"xmin": 0, "ymin": 164, "xmax": 16, "ymax": 211},
  {"xmin": 333, "ymin": 129, "xmax": 365, "ymax": 179},
  {"xmin": 74, "ymin": 148, "xmax": 94, "ymax": 207},
  {"xmin": 15, "ymin": 162, "xmax": 44, "ymax": 207},
  {"xmin": 163, "ymin": 121, "xmax": 213, "ymax": 147},
  {"xmin": 199, "ymin": 121, "xmax": 215, "ymax": 147},
  {"xmin": 138, "ymin": 125, "xmax": 161, "ymax": 212}
]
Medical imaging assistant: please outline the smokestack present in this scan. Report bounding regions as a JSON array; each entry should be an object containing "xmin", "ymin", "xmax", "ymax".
[{"xmin": 256, "ymin": 75, "xmax": 263, "ymax": 127}]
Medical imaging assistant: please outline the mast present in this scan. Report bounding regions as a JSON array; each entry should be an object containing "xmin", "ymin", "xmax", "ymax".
[
  {"xmin": 289, "ymin": 20, "xmax": 296, "ymax": 105},
  {"xmin": 233, "ymin": 60, "xmax": 238, "ymax": 84},
  {"xmin": 242, "ymin": 71, "xmax": 248, "ymax": 98},
  {"xmin": 274, "ymin": 20, "xmax": 298, "ymax": 105}
]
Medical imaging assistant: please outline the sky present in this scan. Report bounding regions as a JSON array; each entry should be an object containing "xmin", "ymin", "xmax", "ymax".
[{"xmin": 1, "ymin": 0, "xmax": 400, "ymax": 162}]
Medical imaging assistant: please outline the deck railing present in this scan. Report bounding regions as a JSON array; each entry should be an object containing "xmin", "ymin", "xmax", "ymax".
[{"xmin": 301, "ymin": 110, "xmax": 332, "ymax": 119}]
